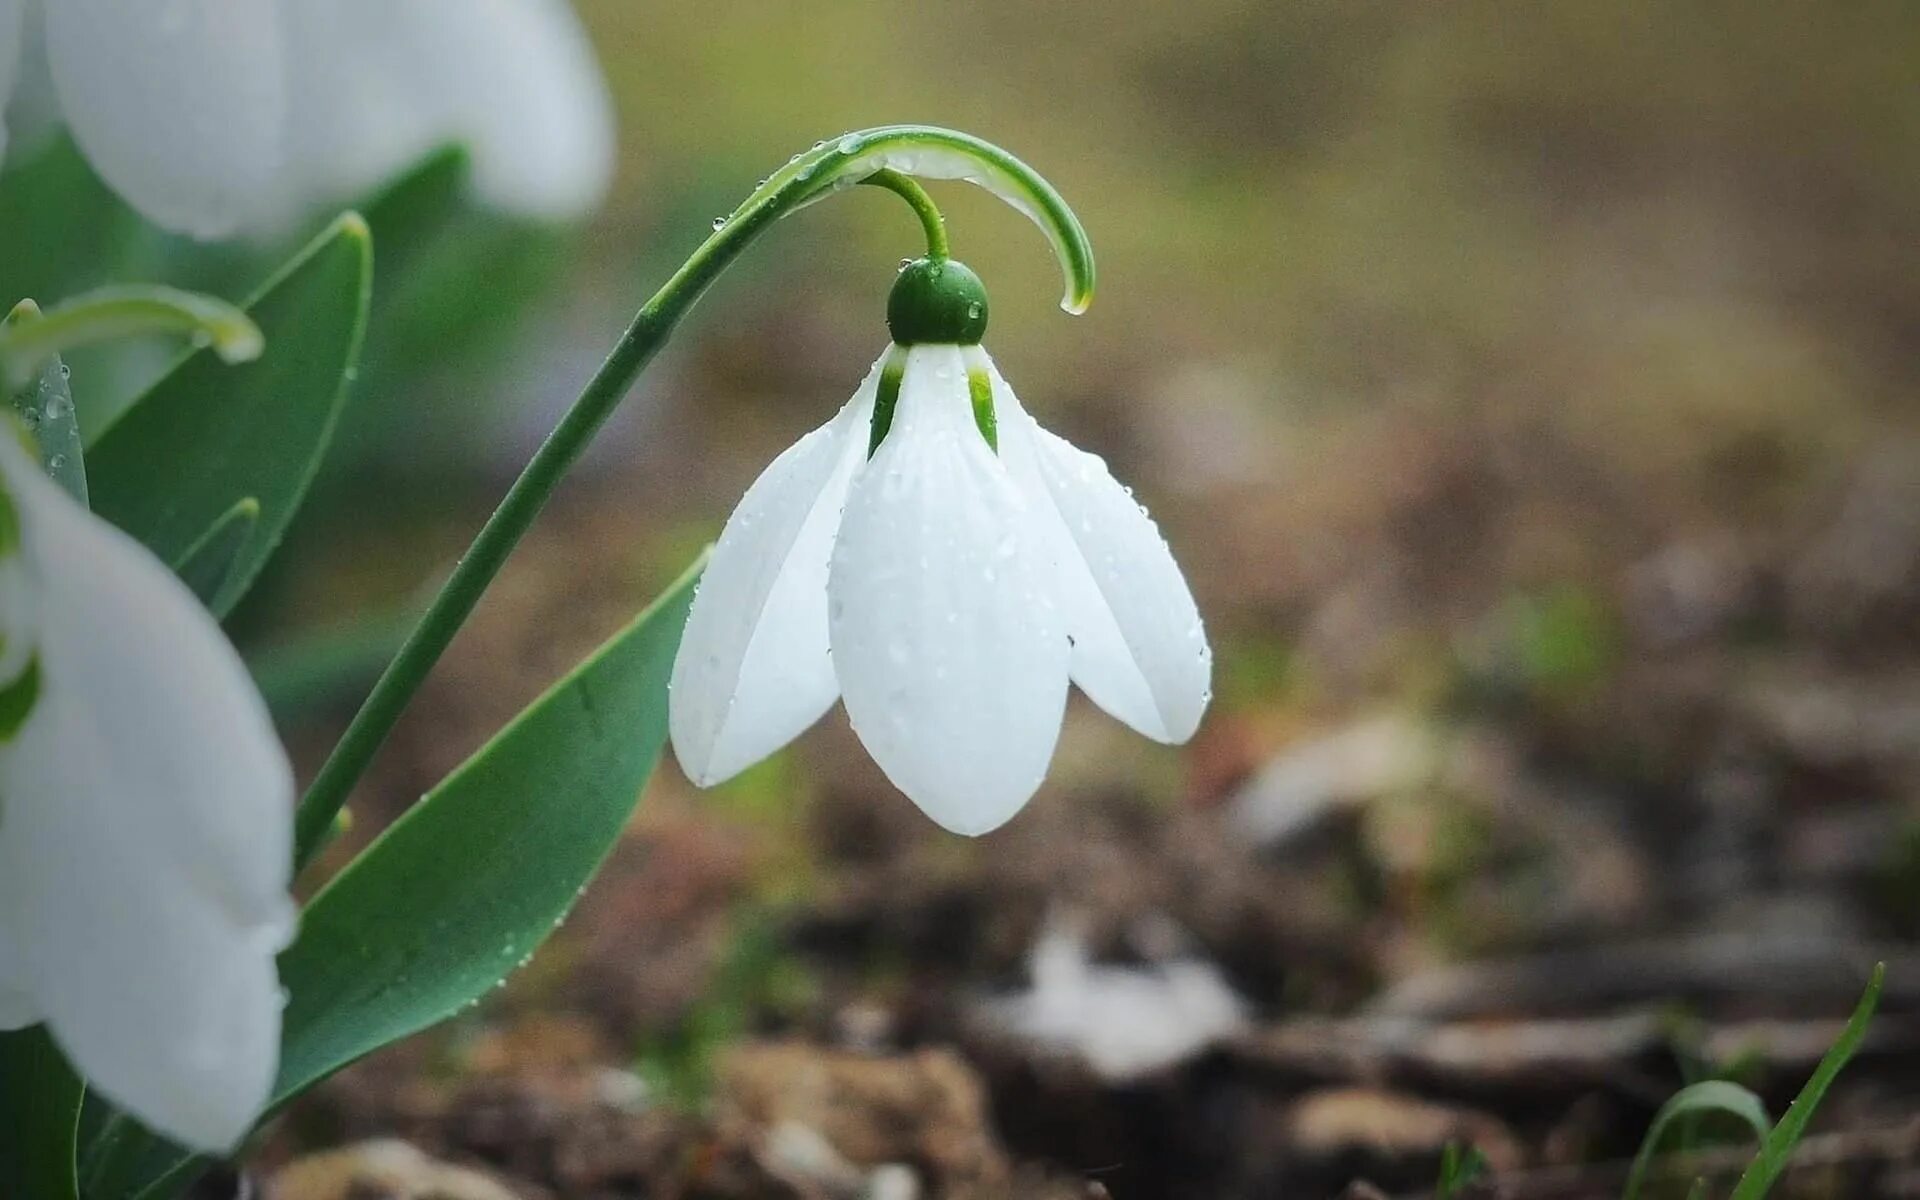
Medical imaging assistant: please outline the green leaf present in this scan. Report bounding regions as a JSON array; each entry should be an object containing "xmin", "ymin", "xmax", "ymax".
[
  {"xmin": 0, "ymin": 138, "xmax": 142, "ymax": 306},
  {"xmin": 1624, "ymin": 1080, "xmax": 1770, "ymax": 1200},
  {"xmin": 85, "ymin": 214, "xmax": 372, "ymax": 617},
  {"xmin": 117, "ymin": 558, "xmax": 703, "ymax": 1200},
  {"xmin": 356, "ymin": 144, "xmax": 472, "ymax": 286},
  {"xmin": 172, "ymin": 498, "xmax": 259, "ymax": 608},
  {"xmin": 1729, "ymin": 962, "xmax": 1884, "ymax": 1200},
  {"xmin": 0, "ymin": 1026, "xmax": 86, "ymax": 1200},
  {"xmin": 5, "ymin": 299, "xmax": 88, "ymax": 507}
]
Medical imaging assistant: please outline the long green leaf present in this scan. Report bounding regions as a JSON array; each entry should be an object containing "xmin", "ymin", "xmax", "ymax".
[
  {"xmin": 86, "ymin": 214, "xmax": 371, "ymax": 616},
  {"xmin": 120, "ymin": 558, "xmax": 703, "ymax": 1199},
  {"xmin": 0, "ymin": 1026, "xmax": 85, "ymax": 1200},
  {"xmin": 1729, "ymin": 962, "xmax": 1885, "ymax": 1200},
  {"xmin": 1623, "ymin": 1080, "xmax": 1770, "ymax": 1200}
]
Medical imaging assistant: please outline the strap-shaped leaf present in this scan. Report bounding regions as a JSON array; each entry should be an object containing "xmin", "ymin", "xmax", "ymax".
[
  {"xmin": 119, "ymin": 558, "xmax": 702, "ymax": 1199},
  {"xmin": 0, "ymin": 1026, "xmax": 85, "ymax": 1200},
  {"xmin": 86, "ymin": 215, "xmax": 371, "ymax": 617}
]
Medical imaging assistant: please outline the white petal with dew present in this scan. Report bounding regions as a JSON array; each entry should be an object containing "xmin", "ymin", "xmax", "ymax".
[
  {"xmin": 669, "ymin": 357, "xmax": 881, "ymax": 786},
  {"xmin": 991, "ymin": 362, "xmax": 1211, "ymax": 744},
  {"xmin": 829, "ymin": 345, "xmax": 1068, "ymax": 835},
  {"xmin": 0, "ymin": 437, "xmax": 293, "ymax": 1150},
  {"xmin": 279, "ymin": 0, "xmax": 615, "ymax": 221},
  {"xmin": 45, "ymin": 0, "xmax": 286, "ymax": 238}
]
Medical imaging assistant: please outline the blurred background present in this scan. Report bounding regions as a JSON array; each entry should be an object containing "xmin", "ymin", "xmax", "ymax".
[{"xmin": 23, "ymin": 2, "xmax": 1920, "ymax": 1197}]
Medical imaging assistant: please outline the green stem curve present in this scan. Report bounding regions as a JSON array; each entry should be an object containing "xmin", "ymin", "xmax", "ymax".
[
  {"xmin": 292, "ymin": 126, "xmax": 1095, "ymax": 865},
  {"xmin": 861, "ymin": 170, "xmax": 949, "ymax": 259}
]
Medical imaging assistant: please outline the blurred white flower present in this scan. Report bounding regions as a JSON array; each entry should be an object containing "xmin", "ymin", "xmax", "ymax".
[
  {"xmin": 0, "ymin": 432, "xmax": 295, "ymax": 1152},
  {"xmin": 0, "ymin": 0, "xmax": 616, "ymax": 238},
  {"xmin": 670, "ymin": 342, "xmax": 1212, "ymax": 835}
]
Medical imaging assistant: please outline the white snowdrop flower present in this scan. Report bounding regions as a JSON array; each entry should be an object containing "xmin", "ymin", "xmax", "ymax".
[
  {"xmin": 0, "ymin": 0, "xmax": 615, "ymax": 238},
  {"xmin": 670, "ymin": 258, "xmax": 1211, "ymax": 835},
  {"xmin": 0, "ymin": 430, "xmax": 296, "ymax": 1152}
]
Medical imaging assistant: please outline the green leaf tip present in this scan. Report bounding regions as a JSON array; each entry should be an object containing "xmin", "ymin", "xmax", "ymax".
[
  {"xmin": 172, "ymin": 497, "xmax": 261, "ymax": 608},
  {"xmin": 332, "ymin": 209, "xmax": 373, "ymax": 246},
  {"xmin": 724, "ymin": 125, "xmax": 1096, "ymax": 316}
]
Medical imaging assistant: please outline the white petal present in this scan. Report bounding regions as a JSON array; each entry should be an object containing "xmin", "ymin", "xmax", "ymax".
[
  {"xmin": 828, "ymin": 345, "xmax": 1069, "ymax": 835},
  {"xmin": 280, "ymin": 0, "xmax": 615, "ymax": 221},
  {"xmin": 44, "ymin": 0, "xmax": 285, "ymax": 238},
  {"xmin": 2, "ymin": 0, "xmax": 62, "ymax": 164},
  {"xmin": 669, "ymin": 356, "xmax": 881, "ymax": 785},
  {"xmin": 991, "ymin": 360, "xmax": 1211, "ymax": 743},
  {"xmin": 0, "ymin": 438, "xmax": 292, "ymax": 1149}
]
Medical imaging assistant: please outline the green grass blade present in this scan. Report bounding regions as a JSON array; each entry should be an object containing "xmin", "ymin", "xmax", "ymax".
[
  {"xmin": 1623, "ymin": 1080, "xmax": 1770, "ymax": 1200},
  {"xmin": 1728, "ymin": 962, "xmax": 1885, "ymax": 1200}
]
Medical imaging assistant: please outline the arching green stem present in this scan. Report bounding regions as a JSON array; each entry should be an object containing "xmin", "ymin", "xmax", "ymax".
[
  {"xmin": 861, "ymin": 170, "xmax": 948, "ymax": 259},
  {"xmin": 292, "ymin": 126, "xmax": 1097, "ymax": 866}
]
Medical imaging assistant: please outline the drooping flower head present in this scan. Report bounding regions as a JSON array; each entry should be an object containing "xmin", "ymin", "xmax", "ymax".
[
  {"xmin": 0, "ymin": 425, "xmax": 295, "ymax": 1152},
  {"xmin": 672, "ymin": 224, "xmax": 1211, "ymax": 833}
]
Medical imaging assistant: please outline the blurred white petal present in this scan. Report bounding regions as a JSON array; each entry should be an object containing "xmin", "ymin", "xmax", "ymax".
[
  {"xmin": 829, "ymin": 345, "xmax": 1068, "ymax": 835},
  {"xmin": 670, "ymin": 358, "xmax": 881, "ymax": 785},
  {"xmin": 0, "ymin": 438, "xmax": 293, "ymax": 1150},
  {"xmin": 44, "ymin": 0, "xmax": 285, "ymax": 238},
  {"xmin": 0, "ymin": 0, "xmax": 24, "ymax": 162},
  {"xmin": 2, "ymin": 0, "xmax": 61, "ymax": 164},
  {"xmin": 281, "ymin": 0, "xmax": 615, "ymax": 221},
  {"xmin": 991, "ymin": 362, "xmax": 1211, "ymax": 743}
]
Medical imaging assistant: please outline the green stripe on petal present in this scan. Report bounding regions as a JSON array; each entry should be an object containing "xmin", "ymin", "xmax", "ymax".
[
  {"xmin": 0, "ymin": 656, "xmax": 40, "ymax": 742},
  {"xmin": 866, "ymin": 345, "xmax": 911, "ymax": 458}
]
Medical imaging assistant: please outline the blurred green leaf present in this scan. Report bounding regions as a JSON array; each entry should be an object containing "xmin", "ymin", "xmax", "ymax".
[
  {"xmin": 1730, "ymin": 963, "xmax": 1884, "ymax": 1200},
  {"xmin": 0, "ymin": 138, "xmax": 140, "ymax": 306},
  {"xmin": 1435, "ymin": 1141, "xmax": 1488, "ymax": 1198},
  {"xmin": 248, "ymin": 601, "xmax": 425, "ymax": 721},
  {"xmin": 171, "ymin": 498, "xmax": 259, "ymax": 608},
  {"xmin": 1624, "ymin": 1080, "xmax": 1769, "ymax": 1200},
  {"xmin": 0, "ymin": 1026, "xmax": 84, "ymax": 1200},
  {"xmin": 357, "ymin": 144, "xmax": 472, "ymax": 287},
  {"xmin": 86, "ymin": 214, "xmax": 371, "ymax": 617}
]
